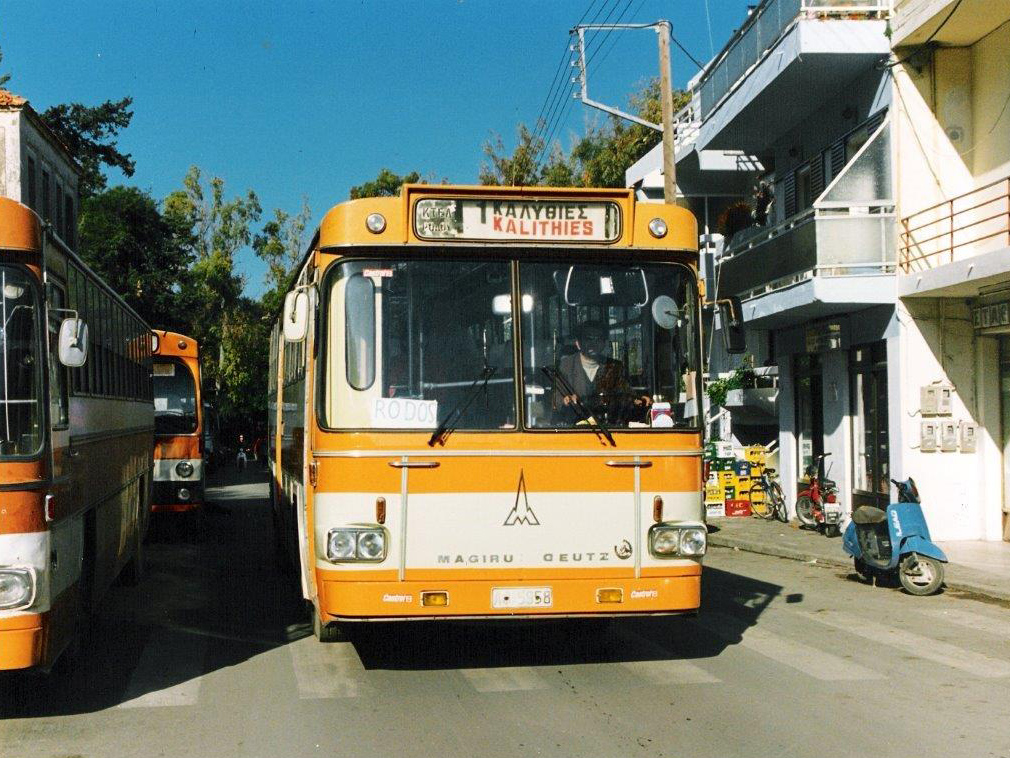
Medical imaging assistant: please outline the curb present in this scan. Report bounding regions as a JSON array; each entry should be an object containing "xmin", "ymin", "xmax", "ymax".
[{"xmin": 708, "ymin": 533, "xmax": 1010, "ymax": 603}]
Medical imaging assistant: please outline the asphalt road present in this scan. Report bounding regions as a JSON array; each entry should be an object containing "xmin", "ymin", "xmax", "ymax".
[{"xmin": 2, "ymin": 469, "xmax": 1009, "ymax": 758}]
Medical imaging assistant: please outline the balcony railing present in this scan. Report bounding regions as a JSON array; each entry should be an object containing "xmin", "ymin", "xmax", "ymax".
[
  {"xmin": 718, "ymin": 205, "xmax": 896, "ymax": 299},
  {"xmin": 697, "ymin": 0, "xmax": 890, "ymax": 118},
  {"xmin": 899, "ymin": 176, "xmax": 1010, "ymax": 273}
]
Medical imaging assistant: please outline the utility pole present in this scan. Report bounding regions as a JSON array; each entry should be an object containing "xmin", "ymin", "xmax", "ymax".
[
  {"xmin": 656, "ymin": 20, "xmax": 677, "ymax": 203},
  {"xmin": 573, "ymin": 21, "xmax": 679, "ymax": 202}
]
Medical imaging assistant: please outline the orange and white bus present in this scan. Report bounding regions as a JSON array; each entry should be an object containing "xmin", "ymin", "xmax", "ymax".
[
  {"xmin": 151, "ymin": 330, "xmax": 203, "ymax": 512},
  {"xmin": 0, "ymin": 197, "xmax": 152, "ymax": 671},
  {"xmin": 269, "ymin": 185, "xmax": 705, "ymax": 641}
]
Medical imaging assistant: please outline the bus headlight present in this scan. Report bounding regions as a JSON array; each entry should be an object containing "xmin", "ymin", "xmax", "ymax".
[
  {"xmin": 650, "ymin": 527, "xmax": 680, "ymax": 556},
  {"xmin": 649, "ymin": 525, "xmax": 707, "ymax": 558},
  {"xmin": 0, "ymin": 568, "xmax": 35, "ymax": 610},
  {"xmin": 327, "ymin": 528, "xmax": 387, "ymax": 562},
  {"xmin": 356, "ymin": 531, "xmax": 386, "ymax": 560},
  {"xmin": 327, "ymin": 530, "xmax": 356, "ymax": 560},
  {"xmin": 176, "ymin": 461, "xmax": 194, "ymax": 478},
  {"xmin": 679, "ymin": 528, "xmax": 707, "ymax": 556}
]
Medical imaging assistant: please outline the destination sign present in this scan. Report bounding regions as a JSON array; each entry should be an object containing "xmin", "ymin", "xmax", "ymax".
[{"xmin": 414, "ymin": 198, "xmax": 620, "ymax": 242}]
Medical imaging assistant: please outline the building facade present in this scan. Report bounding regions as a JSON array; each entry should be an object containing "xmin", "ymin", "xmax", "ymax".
[
  {"xmin": 628, "ymin": 0, "xmax": 1010, "ymax": 541},
  {"xmin": 0, "ymin": 88, "xmax": 80, "ymax": 250}
]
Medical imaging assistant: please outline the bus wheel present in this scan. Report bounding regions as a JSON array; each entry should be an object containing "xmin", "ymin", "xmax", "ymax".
[{"xmin": 312, "ymin": 606, "xmax": 344, "ymax": 643}]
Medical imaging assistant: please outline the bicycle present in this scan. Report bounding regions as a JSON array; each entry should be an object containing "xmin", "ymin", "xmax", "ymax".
[{"xmin": 748, "ymin": 463, "xmax": 787, "ymax": 522}]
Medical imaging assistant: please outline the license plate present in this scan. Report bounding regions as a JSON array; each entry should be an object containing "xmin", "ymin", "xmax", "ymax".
[{"xmin": 491, "ymin": 587, "xmax": 553, "ymax": 609}]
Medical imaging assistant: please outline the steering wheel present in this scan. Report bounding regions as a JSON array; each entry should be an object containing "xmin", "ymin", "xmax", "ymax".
[{"xmin": 585, "ymin": 390, "xmax": 648, "ymax": 425}]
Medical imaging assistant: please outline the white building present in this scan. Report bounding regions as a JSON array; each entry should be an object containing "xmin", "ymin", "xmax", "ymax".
[{"xmin": 0, "ymin": 88, "xmax": 81, "ymax": 250}]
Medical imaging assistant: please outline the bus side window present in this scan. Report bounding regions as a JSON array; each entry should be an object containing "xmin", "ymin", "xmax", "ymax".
[
  {"xmin": 345, "ymin": 274, "xmax": 375, "ymax": 391},
  {"xmin": 47, "ymin": 282, "xmax": 69, "ymax": 427}
]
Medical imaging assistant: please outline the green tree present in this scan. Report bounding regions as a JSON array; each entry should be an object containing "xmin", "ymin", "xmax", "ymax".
[
  {"xmin": 217, "ymin": 297, "xmax": 271, "ymax": 433},
  {"xmin": 349, "ymin": 168, "xmax": 422, "ymax": 199},
  {"xmin": 77, "ymin": 186, "xmax": 193, "ymax": 330},
  {"xmin": 253, "ymin": 198, "xmax": 312, "ymax": 304},
  {"xmin": 0, "ymin": 47, "xmax": 10, "ymax": 88},
  {"xmin": 479, "ymin": 124, "xmax": 544, "ymax": 186},
  {"xmin": 39, "ymin": 98, "xmax": 136, "ymax": 198},
  {"xmin": 163, "ymin": 166, "xmax": 262, "ymax": 393}
]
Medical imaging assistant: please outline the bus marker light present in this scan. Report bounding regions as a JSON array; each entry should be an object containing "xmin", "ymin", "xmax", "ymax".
[
  {"xmin": 648, "ymin": 218, "xmax": 668, "ymax": 238},
  {"xmin": 653, "ymin": 495, "xmax": 663, "ymax": 523},
  {"xmin": 376, "ymin": 496, "xmax": 386, "ymax": 524},
  {"xmin": 44, "ymin": 494, "xmax": 56, "ymax": 522},
  {"xmin": 178, "ymin": 488, "xmax": 191, "ymax": 501},
  {"xmin": 421, "ymin": 591, "xmax": 448, "ymax": 607},
  {"xmin": 596, "ymin": 588, "xmax": 623, "ymax": 604},
  {"xmin": 366, "ymin": 213, "xmax": 386, "ymax": 234},
  {"xmin": 178, "ymin": 340, "xmax": 187, "ymax": 350}
]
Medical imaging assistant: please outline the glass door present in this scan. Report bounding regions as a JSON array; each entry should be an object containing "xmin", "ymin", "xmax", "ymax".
[
  {"xmin": 795, "ymin": 354, "xmax": 823, "ymax": 484},
  {"xmin": 999, "ymin": 337, "xmax": 1010, "ymax": 540},
  {"xmin": 851, "ymin": 342, "xmax": 889, "ymax": 509}
]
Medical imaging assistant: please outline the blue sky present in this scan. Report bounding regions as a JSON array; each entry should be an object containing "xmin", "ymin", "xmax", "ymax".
[{"xmin": 2, "ymin": 0, "xmax": 750, "ymax": 295}]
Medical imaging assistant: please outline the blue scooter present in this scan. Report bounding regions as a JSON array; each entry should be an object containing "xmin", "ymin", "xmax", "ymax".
[{"xmin": 842, "ymin": 478, "xmax": 947, "ymax": 595}]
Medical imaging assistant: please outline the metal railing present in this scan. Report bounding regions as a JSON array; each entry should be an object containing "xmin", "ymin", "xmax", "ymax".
[
  {"xmin": 899, "ymin": 176, "xmax": 1010, "ymax": 273},
  {"xmin": 697, "ymin": 0, "xmax": 889, "ymax": 118}
]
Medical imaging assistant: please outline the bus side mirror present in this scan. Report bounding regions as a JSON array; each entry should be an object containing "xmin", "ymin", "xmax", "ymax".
[
  {"xmin": 718, "ymin": 296, "xmax": 747, "ymax": 355},
  {"xmin": 283, "ymin": 290, "xmax": 309, "ymax": 343},
  {"xmin": 58, "ymin": 317, "xmax": 89, "ymax": 367}
]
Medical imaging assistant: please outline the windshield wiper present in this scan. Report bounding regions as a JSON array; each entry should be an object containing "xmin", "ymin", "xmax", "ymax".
[
  {"xmin": 427, "ymin": 366, "xmax": 497, "ymax": 447},
  {"xmin": 541, "ymin": 366, "xmax": 615, "ymax": 447}
]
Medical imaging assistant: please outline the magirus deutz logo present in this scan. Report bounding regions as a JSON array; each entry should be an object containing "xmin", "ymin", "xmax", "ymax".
[{"xmin": 503, "ymin": 470, "xmax": 540, "ymax": 526}]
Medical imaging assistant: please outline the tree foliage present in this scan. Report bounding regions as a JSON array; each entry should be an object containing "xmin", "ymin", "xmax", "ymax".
[
  {"xmin": 39, "ymin": 98, "xmax": 136, "ymax": 199},
  {"xmin": 254, "ymin": 199, "xmax": 311, "ymax": 291},
  {"xmin": 77, "ymin": 186, "xmax": 192, "ymax": 331},
  {"xmin": 349, "ymin": 168, "xmax": 421, "ymax": 199},
  {"xmin": 0, "ymin": 48, "xmax": 10, "ymax": 88}
]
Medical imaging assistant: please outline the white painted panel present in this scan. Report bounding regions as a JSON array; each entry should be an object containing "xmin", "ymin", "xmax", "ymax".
[
  {"xmin": 153, "ymin": 458, "xmax": 203, "ymax": 483},
  {"xmin": 0, "ymin": 531, "xmax": 50, "ymax": 615}
]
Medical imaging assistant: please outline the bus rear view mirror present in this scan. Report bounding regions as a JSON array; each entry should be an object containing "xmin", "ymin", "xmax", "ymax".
[
  {"xmin": 283, "ymin": 290, "xmax": 309, "ymax": 342},
  {"xmin": 718, "ymin": 296, "xmax": 747, "ymax": 354},
  {"xmin": 58, "ymin": 317, "xmax": 89, "ymax": 367},
  {"xmin": 562, "ymin": 266, "xmax": 648, "ymax": 307}
]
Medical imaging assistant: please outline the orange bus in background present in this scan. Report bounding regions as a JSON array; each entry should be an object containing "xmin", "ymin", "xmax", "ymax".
[
  {"xmin": 151, "ymin": 330, "xmax": 204, "ymax": 512},
  {"xmin": 0, "ymin": 197, "xmax": 152, "ymax": 672},
  {"xmin": 270, "ymin": 185, "xmax": 706, "ymax": 642}
]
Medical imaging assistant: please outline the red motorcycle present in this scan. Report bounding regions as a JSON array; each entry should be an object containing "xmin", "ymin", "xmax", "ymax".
[{"xmin": 795, "ymin": 453, "xmax": 844, "ymax": 537}]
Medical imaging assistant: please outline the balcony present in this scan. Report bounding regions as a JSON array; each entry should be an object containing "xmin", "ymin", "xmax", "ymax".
[
  {"xmin": 694, "ymin": 0, "xmax": 889, "ymax": 153},
  {"xmin": 899, "ymin": 176, "xmax": 1010, "ymax": 298},
  {"xmin": 714, "ymin": 119, "xmax": 896, "ymax": 327},
  {"xmin": 892, "ymin": 0, "xmax": 1010, "ymax": 47}
]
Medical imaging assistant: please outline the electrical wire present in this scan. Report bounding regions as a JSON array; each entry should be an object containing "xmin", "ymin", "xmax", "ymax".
[{"xmin": 885, "ymin": 0, "xmax": 963, "ymax": 69}]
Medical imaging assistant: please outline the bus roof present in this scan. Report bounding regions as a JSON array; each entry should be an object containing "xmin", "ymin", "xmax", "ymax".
[
  {"xmin": 152, "ymin": 329, "xmax": 199, "ymax": 359},
  {"xmin": 316, "ymin": 184, "xmax": 698, "ymax": 253}
]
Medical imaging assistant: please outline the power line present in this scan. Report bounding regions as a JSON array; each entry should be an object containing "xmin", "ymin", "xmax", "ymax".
[
  {"xmin": 584, "ymin": 0, "xmax": 644, "ymax": 77},
  {"xmin": 886, "ymin": 0, "xmax": 962, "ymax": 68}
]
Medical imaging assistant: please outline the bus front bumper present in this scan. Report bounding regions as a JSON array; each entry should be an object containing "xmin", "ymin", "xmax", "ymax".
[
  {"xmin": 317, "ymin": 570, "xmax": 701, "ymax": 621},
  {"xmin": 152, "ymin": 480, "xmax": 204, "ymax": 512},
  {"xmin": 0, "ymin": 614, "xmax": 44, "ymax": 671}
]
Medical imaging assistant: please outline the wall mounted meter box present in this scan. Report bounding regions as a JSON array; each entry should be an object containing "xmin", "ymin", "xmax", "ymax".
[
  {"xmin": 920, "ymin": 421, "xmax": 938, "ymax": 452},
  {"xmin": 940, "ymin": 421, "xmax": 958, "ymax": 452},
  {"xmin": 959, "ymin": 421, "xmax": 978, "ymax": 453},
  {"xmin": 921, "ymin": 384, "xmax": 954, "ymax": 416}
]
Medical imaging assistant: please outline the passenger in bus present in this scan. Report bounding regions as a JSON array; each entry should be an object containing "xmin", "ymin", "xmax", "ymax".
[{"xmin": 552, "ymin": 320, "xmax": 650, "ymax": 425}]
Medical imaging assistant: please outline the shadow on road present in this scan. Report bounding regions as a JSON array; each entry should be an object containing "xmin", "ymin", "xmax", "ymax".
[
  {"xmin": 0, "ymin": 466, "xmax": 306, "ymax": 719},
  {"xmin": 347, "ymin": 565, "xmax": 783, "ymax": 671},
  {"xmin": 1, "ymin": 466, "xmax": 786, "ymax": 713}
]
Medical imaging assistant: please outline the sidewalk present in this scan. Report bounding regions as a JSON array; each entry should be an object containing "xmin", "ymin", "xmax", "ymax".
[{"xmin": 708, "ymin": 516, "xmax": 1010, "ymax": 602}]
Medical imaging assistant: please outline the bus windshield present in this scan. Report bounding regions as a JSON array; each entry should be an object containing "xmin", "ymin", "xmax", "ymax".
[
  {"xmin": 153, "ymin": 360, "xmax": 198, "ymax": 435},
  {"xmin": 322, "ymin": 259, "xmax": 516, "ymax": 431},
  {"xmin": 0, "ymin": 266, "xmax": 42, "ymax": 457},
  {"xmin": 519, "ymin": 261, "xmax": 700, "ymax": 430},
  {"xmin": 323, "ymin": 256, "xmax": 699, "ymax": 433}
]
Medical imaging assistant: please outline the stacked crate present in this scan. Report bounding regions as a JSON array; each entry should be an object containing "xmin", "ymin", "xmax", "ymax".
[{"xmin": 703, "ymin": 445, "xmax": 770, "ymax": 518}]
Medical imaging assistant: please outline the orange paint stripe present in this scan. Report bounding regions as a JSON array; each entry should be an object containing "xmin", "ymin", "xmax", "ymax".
[{"xmin": 316, "ymin": 565, "xmax": 700, "ymax": 583}]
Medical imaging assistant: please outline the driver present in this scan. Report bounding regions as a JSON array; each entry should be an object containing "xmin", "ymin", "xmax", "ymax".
[{"xmin": 553, "ymin": 320, "xmax": 649, "ymax": 424}]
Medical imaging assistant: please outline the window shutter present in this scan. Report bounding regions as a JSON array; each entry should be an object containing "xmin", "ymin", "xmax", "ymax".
[
  {"xmin": 784, "ymin": 172, "xmax": 797, "ymax": 218},
  {"xmin": 830, "ymin": 142, "xmax": 845, "ymax": 177},
  {"xmin": 810, "ymin": 155, "xmax": 825, "ymax": 200}
]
